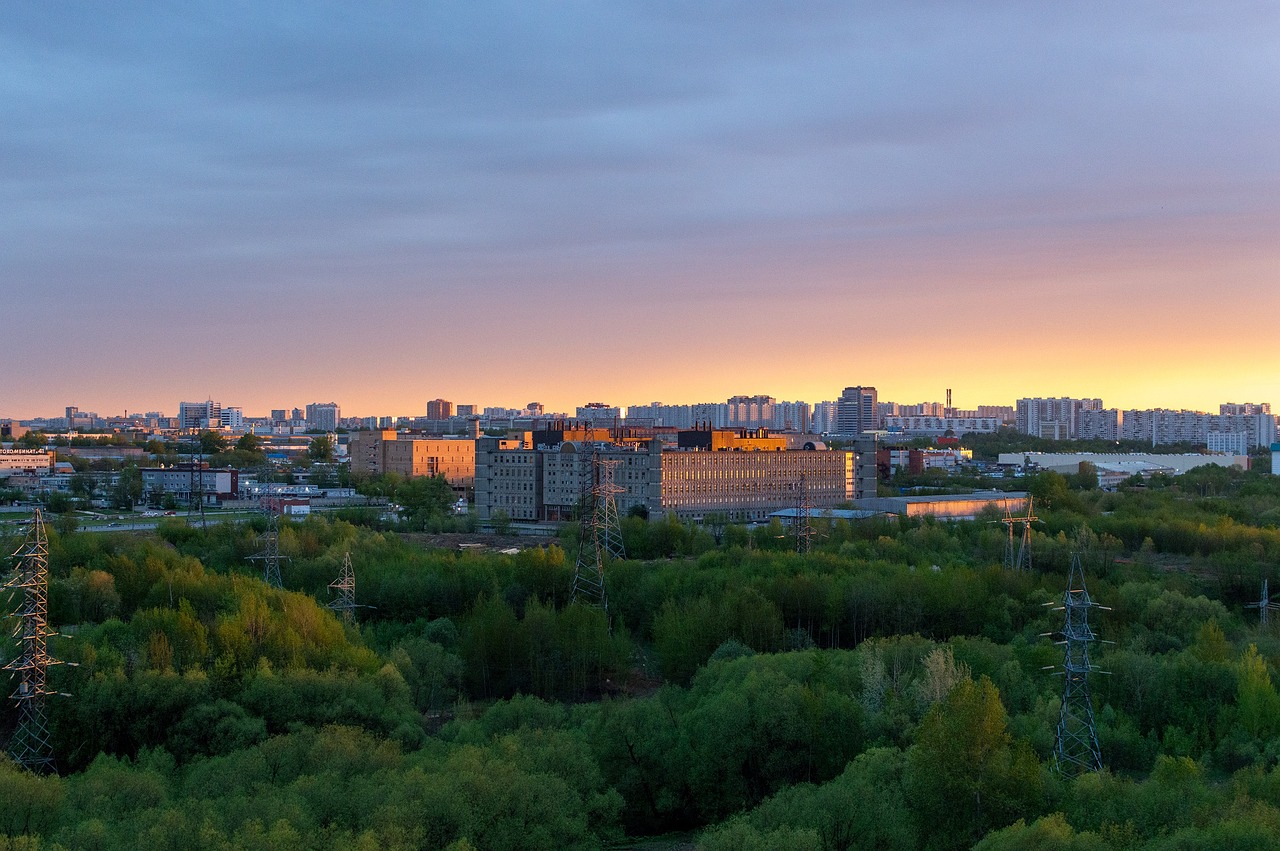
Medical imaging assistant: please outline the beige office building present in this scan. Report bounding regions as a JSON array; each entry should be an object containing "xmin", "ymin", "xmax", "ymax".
[{"xmin": 346, "ymin": 429, "xmax": 475, "ymax": 490}]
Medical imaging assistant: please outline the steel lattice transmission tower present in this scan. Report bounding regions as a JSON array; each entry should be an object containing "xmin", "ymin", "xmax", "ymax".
[
  {"xmin": 188, "ymin": 453, "xmax": 207, "ymax": 530},
  {"xmin": 1248, "ymin": 579, "xmax": 1280, "ymax": 626},
  {"xmin": 1046, "ymin": 552, "xmax": 1107, "ymax": 777},
  {"xmin": 571, "ymin": 453, "xmax": 626, "ymax": 610},
  {"xmin": 1000, "ymin": 497, "xmax": 1038, "ymax": 572},
  {"xmin": 247, "ymin": 499, "xmax": 288, "ymax": 589},
  {"xmin": 794, "ymin": 475, "xmax": 813, "ymax": 555},
  {"xmin": 328, "ymin": 552, "xmax": 357, "ymax": 622},
  {"xmin": 3, "ymin": 509, "xmax": 64, "ymax": 773}
]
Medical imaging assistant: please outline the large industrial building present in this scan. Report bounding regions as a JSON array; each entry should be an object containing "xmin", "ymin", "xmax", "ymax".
[
  {"xmin": 345, "ymin": 429, "xmax": 476, "ymax": 491},
  {"xmin": 141, "ymin": 463, "xmax": 239, "ymax": 505},
  {"xmin": 854, "ymin": 492, "xmax": 1030, "ymax": 521},
  {"xmin": 998, "ymin": 452, "xmax": 1249, "ymax": 488},
  {"xmin": 475, "ymin": 427, "xmax": 859, "ymax": 524},
  {"xmin": 0, "ymin": 448, "xmax": 55, "ymax": 477}
]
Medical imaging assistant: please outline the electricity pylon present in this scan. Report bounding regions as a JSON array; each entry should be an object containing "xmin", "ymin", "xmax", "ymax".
[
  {"xmin": 247, "ymin": 499, "xmax": 287, "ymax": 588},
  {"xmin": 794, "ymin": 475, "xmax": 813, "ymax": 555},
  {"xmin": 1044, "ymin": 552, "xmax": 1108, "ymax": 777},
  {"xmin": 571, "ymin": 454, "xmax": 625, "ymax": 611},
  {"xmin": 328, "ymin": 552, "xmax": 357, "ymax": 622},
  {"xmin": 1248, "ymin": 578, "xmax": 1280, "ymax": 626},
  {"xmin": 187, "ymin": 453, "xmax": 207, "ymax": 529},
  {"xmin": 999, "ymin": 497, "xmax": 1038, "ymax": 572},
  {"xmin": 3, "ymin": 509, "xmax": 65, "ymax": 772}
]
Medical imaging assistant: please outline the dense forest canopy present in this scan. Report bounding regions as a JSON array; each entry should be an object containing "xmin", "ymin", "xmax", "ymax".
[{"xmin": 3, "ymin": 464, "xmax": 1280, "ymax": 849}]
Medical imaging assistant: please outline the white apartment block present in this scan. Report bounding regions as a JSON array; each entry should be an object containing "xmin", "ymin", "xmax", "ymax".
[
  {"xmin": 1120, "ymin": 410, "xmax": 1276, "ymax": 448},
  {"xmin": 882, "ymin": 416, "xmax": 1002, "ymax": 436},
  {"xmin": 1015, "ymin": 398, "xmax": 1103, "ymax": 440}
]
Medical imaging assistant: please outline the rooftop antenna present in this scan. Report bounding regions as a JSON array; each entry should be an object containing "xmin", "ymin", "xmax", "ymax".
[
  {"xmin": 3, "ymin": 509, "xmax": 71, "ymax": 773},
  {"xmin": 1043, "ymin": 552, "xmax": 1109, "ymax": 777}
]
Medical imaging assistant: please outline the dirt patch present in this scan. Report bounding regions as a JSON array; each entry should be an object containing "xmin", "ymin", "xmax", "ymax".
[{"xmin": 400, "ymin": 530, "xmax": 559, "ymax": 552}]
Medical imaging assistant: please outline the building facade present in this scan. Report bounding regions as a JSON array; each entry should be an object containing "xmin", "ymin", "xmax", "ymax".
[
  {"xmin": 1119, "ymin": 410, "xmax": 1277, "ymax": 448},
  {"xmin": 178, "ymin": 400, "xmax": 222, "ymax": 431},
  {"xmin": 141, "ymin": 464, "xmax": 239, "ymax": 504},
  {"xmin": 426, "ymin": 399, "xmax": 454, "ymax": 419},
  {"xmin": 1015, "ymin": 397, "xmax": 1104, "ymax": 440},
  {"xmin": 1077, "ymin": 409, "xmax": 1122, "ymax": 441},
  {"xmin": 345, "ymin": 429, "xmax": 476, "ymax": 490},
  {"xmin": 835, "ymin": 386, "xmax": 878, "ymax": 436},
  {"xmin": 881, "ymin": 416, "xmax": 1001, "ymax": 436},
  {"xmin": 475, "ymin": 431, "xmax": 856, "ymax": 524},
  {"xmin": 0, "ymin": 449, "xmax": 55, "ymax": 477},
  {"xmin": 305, "ymin": 403, "xmax": 340, "ymax": 433}
]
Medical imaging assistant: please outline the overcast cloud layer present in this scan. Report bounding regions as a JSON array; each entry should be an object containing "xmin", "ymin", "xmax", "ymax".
[{"xmin": 2, "ymin": 2, "xmax": 1278, "ymax": 416}]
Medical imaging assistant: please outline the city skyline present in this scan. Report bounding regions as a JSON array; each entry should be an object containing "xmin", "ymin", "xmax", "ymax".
[
  {"xmin": 3, "ymin": 5, "xmax": 1277, "ymax": 419},
  {"xmin": 5, "ymin": 387, "xmax": 1276, "ymax": 425}
]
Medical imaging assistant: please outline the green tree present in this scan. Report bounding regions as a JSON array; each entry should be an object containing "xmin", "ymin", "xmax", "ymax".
[
  {"xmin": 198, "ymin": 431, "xmax": 227, "ymax": 455},
  {"xmin": 16, "ymin": 430, "xmax": 47, "ymax": 448},
  {"xmin": 237, "ymin": 433, "xmax": 264, "ymax": 453},
  {"xmin": 110, "ymin": 465, "xmax": 144, "ymax": 509},
  {"xmin": 70, "ymin": 471, "xmax": 96, "ymax": 497},
  {"xmin": 1237, "ymin": 644, "xmax": 1280, "ymax": 739},
  {"xmin": 491, "ymin": 509, "xmax": 512, "ymax": 535},
  {"xmin": 308, "ymin": 435, "xmax": 335, "ymax": 462},
  {"xmin": 905, "ymin": 676, "xmax": 1043, "ymax": 850},
  {"xmin": 44, "ymin": 491, "xmax": 72, "ymax": 513}
]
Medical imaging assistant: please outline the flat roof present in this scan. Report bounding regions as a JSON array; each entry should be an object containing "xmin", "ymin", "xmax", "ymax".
[
  {"xmin": 892, "ymin": 491, "xmax": 1028, "ymax": 504},
  {"xmin": 770, "ymin": 508, "xmax": 883, "ymax": 520}
]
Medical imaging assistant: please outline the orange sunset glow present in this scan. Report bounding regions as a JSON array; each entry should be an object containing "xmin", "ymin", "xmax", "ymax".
[{"xmin": 1, "ymin": 5, "xmax": 1277, "ymax": 420}]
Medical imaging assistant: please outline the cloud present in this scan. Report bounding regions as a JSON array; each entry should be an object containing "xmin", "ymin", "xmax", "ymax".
[{"xmin": 1, "ymin": 2, "xmax": 1277, "ymax": 415}]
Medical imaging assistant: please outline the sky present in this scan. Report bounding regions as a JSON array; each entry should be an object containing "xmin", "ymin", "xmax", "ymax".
[{"xmin": 2, "ymin": 2, "xmax": 1278, "ymax": 419}]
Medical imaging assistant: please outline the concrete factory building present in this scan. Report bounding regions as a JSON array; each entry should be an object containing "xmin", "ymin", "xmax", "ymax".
[{"xmin": 476, "ymin": 427, "xmax": 857, "ymax": 524}]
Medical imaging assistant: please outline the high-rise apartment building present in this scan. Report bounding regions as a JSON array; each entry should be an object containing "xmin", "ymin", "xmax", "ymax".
[
  {"xmin": 426, "ymin": 399, "xmax": 453, "ymax": 420},
  {"xmin": 305, "ymin": 402, "xmax": 340, "ymax": 432},
  {"xmin": 179, "ymin": 400, "xmax": 222, "ymax": 431},
  {"xmin": 727, "ymin": 395, "xmax": 776, "ymax": 429},
  {"xmin": 1221, "ymin": 402, "xmax": 1271, "ymax": 416},
  {"xmin": 772, "ymin": 401, "xmax": 811, "ymax": 432},
  {"xmin": 835, "ymin": 386, "xmax": 879, "ymax": 436},
  {"xmin": 576, "ymin": 403, "xmax": 622, "ymax": 423},
  {"xmin": 1015, "ymin": 397, "xmax": 1103, "ymax": 440},
  {"xmin": 1120, "ymin": 409, "xmax": 1276, "ymax": 448},
  {"xmin": 810, "ymin": 401, "xmax": 838, "ymax": 434},
  {"xmin": 1077, "ymin": 409, "xmax": 1122, "ymax": 441}
]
